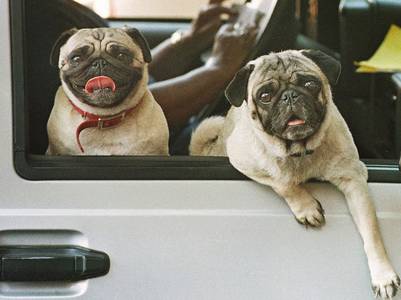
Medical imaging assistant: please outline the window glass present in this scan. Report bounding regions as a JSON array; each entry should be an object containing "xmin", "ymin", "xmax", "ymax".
[{"xmin": 10, "ymin": 0, "xmax": 401, "ymax": 181}]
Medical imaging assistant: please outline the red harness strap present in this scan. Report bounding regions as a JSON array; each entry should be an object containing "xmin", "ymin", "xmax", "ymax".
[{"xmin": 68, "ymin": 99, "xmax": 137, "ymax": 153}]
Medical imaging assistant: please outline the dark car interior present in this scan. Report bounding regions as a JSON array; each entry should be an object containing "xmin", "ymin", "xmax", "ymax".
[{"xmin": 11, "ymin": 0, "xmax": 401, "ymax": 180}]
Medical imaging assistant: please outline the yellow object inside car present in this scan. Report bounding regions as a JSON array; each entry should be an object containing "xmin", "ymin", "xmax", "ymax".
[{"xmin": 356, "ymin": 24, "xmax": 401, "ymax": 73}]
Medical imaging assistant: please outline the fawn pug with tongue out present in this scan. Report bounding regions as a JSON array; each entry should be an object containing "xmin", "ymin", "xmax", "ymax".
[
  {"xmin": 46, "ymin": 27, "xmax": 169, "ymax": 155},
  {"xmin": 190, "ymin": 50, "xmax": 400, "ymax": 299}
]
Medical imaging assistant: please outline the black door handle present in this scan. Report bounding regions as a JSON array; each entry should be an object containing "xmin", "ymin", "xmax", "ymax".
[{"xmin": 0, "ymin": 245, "xmax": 110, "ymax": 282}]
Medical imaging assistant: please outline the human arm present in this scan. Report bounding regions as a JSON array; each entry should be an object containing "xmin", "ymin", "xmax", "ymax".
[
  {"xmin": 148, "ymin": 0, "xmax": 237, "ymax": 81},
  {"xmin": 150, "ymin": 23, "xmax": 258, "ymax": 128}
]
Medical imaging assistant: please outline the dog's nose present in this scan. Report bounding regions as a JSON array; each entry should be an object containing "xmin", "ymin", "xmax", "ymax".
[
  {"xmin": 281, "ymin": 90, "xmax": 299, "ymax": 105},
  {"xmin": 92, "ymin": 59, "xmax": 107, "ymax": 68}
]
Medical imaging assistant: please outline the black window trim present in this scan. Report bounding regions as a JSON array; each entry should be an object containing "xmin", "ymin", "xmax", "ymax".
[{"xmin": 9, "ymin": 0, "xmax": 401, "ymax": 182}]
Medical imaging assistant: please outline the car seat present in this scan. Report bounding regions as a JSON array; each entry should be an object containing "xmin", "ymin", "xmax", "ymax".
[{"xmin": 338, "ymin": 0, "xmax": 401, "ymax": 158}]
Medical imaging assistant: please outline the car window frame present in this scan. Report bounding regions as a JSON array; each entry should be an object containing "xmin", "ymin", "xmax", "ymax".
[{"xmin": 9, "ymin": 0, "xmax": 401, "ymax": 182}]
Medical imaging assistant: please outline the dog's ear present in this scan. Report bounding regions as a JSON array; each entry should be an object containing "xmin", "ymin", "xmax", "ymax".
[
  {"xmin": 123, "ymin": 27, "xmax": 152, "ymax": 63},
  {"xmin": 301, "ymin": 49, "xmax": 341, "ymax": 86},
  {"xmin": 50, "ymin": 28, "xmax": 78, "ymax": 68},
  {"xmin": 225, "ymin": 64, "xmax": 255, "ymax": 107}
]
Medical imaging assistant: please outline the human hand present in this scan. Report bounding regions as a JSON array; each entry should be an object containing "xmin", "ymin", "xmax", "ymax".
[
  {"xmin": 187, "ymin": 0, "xmax": 237, "ymax": 51},
  {"xmin": 206, "ymin": 22, "xmax": 258, "ymax": 76}
]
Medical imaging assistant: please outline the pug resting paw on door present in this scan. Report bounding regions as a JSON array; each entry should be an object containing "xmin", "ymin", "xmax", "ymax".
[{"xmin": 190, "ymin": 50, "xmax": 400, "ymax": 299}]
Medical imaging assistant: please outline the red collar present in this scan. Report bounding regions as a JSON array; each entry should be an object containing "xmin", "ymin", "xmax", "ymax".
[{"xmin": 68, "ymin": 99, "xmax": 137, "ymax": 153}]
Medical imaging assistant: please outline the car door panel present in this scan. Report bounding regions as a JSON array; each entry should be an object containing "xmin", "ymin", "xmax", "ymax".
[{"xmin": 0, "ymin": 189, "xmax": 399, "ymax": 299}]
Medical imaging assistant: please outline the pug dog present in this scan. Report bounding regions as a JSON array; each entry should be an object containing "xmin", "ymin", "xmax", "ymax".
[
  {"xmin": 47, "ymin": 27, "xmax": 169, "ymax": 155},
  {"xmin": 190, "ymin": 50, "xmax": 400, "ymax": 299}
]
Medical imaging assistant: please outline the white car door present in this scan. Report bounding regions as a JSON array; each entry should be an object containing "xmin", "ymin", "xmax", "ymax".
[{"xmin": 2, "ymin": 1, "xmax": 401, "ymax": 299}]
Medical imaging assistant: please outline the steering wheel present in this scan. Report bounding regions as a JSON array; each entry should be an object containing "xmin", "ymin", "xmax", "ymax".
[{"xmin": 197, "ymin": 0, "xmax": 297, "ymax": 120}]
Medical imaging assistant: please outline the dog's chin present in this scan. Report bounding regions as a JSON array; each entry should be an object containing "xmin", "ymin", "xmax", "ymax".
[
  {"xmin": 84, "ymin": 89, "xmax": 123, "ymax": 108},
  {"xmin": 277, "ymin": 123, "xmax": 320, "ymax": 141}
]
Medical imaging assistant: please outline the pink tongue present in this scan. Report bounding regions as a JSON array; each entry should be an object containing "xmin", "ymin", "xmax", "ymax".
[
  {"xmin": 85, "ymin": 76, "xmax": 116, "ymax": 94},
  {"xmin": 288, "ymin": 119, "xmax": 305, "ymax": 126}
]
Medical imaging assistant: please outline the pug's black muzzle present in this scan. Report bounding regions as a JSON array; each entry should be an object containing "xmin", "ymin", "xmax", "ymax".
[
  {"xmin": 63, "ymin": 56, "xmax": 143, "ymax": 108},
  {"xmin": 268, "ymin": 88, "xmax": 326, "ymax": 141}
]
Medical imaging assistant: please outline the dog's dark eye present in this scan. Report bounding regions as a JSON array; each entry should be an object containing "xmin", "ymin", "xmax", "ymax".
[
  {"xmin": 259, "ymin": 92, "xmax": 272, "ymax": 104},
  {"xmin": 117, "ymin": 53, "xmax": 127, "ymax": 61},
  {"xmin": 71, "ymin": 55, "xmax": 81, "ymax": 64},
  {"xmin": 304, "ymin": 80, "xmax": 319, "ymax": 90}
]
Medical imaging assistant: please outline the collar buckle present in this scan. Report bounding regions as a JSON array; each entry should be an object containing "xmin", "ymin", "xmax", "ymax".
[
  {"xmin": 98, "ymin": 118, "xmax": 105, "ymax": 129},
  {"xmin": 97, "ymin": 112, "xmax": 126, "ymax": 130},
  {"xmin": 290, "ymin": 149, "xmax": 315, "ymax": 158}
]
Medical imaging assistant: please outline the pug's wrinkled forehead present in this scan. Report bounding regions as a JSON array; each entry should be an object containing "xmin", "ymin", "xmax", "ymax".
[
  {"xmin": 250, "ymin": 50, "xmax": 341, "ymax": 88},
  {"xmin": 58, "ymin": 28, "xmax": 145, "ymax": 68},
  {"xmin": 250, "ymin": 50, "xmax": 325, "ymax": 85}
]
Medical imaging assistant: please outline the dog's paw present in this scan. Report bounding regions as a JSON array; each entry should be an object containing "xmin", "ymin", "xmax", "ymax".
[
  {"xmin": 294, "ymin": 199, "xmax": 325, "ymax": 228},
  {"xmin": 371, "ymin": 271, "xmax": 400, "ymax": 299}
]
